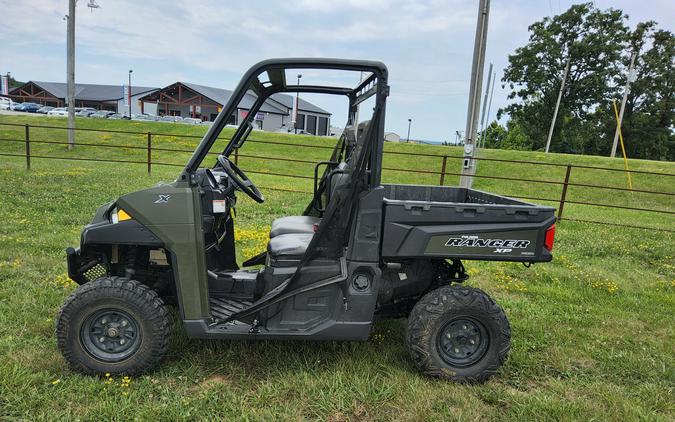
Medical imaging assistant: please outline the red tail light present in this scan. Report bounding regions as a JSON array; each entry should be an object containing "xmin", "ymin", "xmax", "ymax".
[{"xmin": 544, "ymin": 224, "xmax": 556, "ymax": 251}]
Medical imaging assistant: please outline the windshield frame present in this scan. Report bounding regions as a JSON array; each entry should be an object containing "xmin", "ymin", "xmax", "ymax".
[{"xmin": 178, "ymin": 58, "xmax": 388, "ymax": 183}]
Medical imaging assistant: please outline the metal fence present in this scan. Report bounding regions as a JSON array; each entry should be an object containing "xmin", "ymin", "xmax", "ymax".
[{"xmin": 0, "ymin": 121, "xmax": 673, "ymax": 233}]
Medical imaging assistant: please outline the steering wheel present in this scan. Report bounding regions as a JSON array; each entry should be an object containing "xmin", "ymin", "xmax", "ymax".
[{"xmin": 216, "ymin": 155, "xmax": 265, "ymax": 203}]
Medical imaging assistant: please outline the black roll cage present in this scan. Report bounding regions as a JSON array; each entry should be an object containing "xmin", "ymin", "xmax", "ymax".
[{"xmin": 179, "ymin": 58, "xmax": 389, "ymax": 186}]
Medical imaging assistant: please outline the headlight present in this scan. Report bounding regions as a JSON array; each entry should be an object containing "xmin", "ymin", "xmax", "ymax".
[{"xmin": 111, "ymin": 207, "xmax": 132, "ymax": 224}]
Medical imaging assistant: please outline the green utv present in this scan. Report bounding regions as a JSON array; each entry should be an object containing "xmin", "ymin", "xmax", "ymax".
[{"xmin": 57, "ymin": 58, "xmax": 556, "ymax": 382}]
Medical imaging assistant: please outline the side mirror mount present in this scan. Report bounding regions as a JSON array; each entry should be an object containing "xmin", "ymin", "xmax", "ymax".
[{"xmin": 232, "ymin": 122, "xmax": 253, "ymax": 150}]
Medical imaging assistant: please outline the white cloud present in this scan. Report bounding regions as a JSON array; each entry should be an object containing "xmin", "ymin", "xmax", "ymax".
[{"xmin": 2, "ymin": 0, "xmax": 672, "ymax": 141}]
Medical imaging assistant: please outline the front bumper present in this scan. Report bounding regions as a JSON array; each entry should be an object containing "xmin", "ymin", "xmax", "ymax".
[
  {"xmin": 66, "ymin": 247, "xmax": 105, "ymax": 285},
  {"xmin": 66, "ymin": 247, "xmax": 87, "ymax": 284}
]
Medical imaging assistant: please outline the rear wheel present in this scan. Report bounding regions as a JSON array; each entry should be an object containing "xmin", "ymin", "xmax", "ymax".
[
  {"xmin": 56, "ymin": 277, "xmax": 171, "ymax": 376},
  {"xmin": 406, "ymin": 285, "xmax": 510, "ymax": 383}
]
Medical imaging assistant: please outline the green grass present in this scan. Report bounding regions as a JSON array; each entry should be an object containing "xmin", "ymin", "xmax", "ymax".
[{"xmin": 0, "ymin": 114, "xmax": 673, "ymax": 421}]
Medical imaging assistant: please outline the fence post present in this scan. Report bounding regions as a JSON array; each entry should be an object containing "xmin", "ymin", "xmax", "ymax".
[
  {"xmin": 234, "ymin": 148, "xmax": 239, "ymax": 165},
  {"xmin": 24, "ymin": 124, "xmax": 30, "ymax": 170},
  {"xmin": 147, "ymin": 132, "xmax": 152, "ymax": 175},
  {"xmin": 439, "ymin": 155, "xmax": 448, "ymax": 186},
  {"xmin": 558, "ymin": 164, "xmax": 572, "ymax": 220}
]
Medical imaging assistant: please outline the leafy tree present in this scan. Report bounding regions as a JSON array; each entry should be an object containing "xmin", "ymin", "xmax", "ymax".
[
  {"xmin": 478, "ymin": 121, "xmax": 507, "ymax": 149},
  {"xmin": 478, "ymin": 120, "xmax": 533, "ymax": 151},
  {"xmin": 7, "ymin": 75, "xmax": 23, "ymax": 90},
  {"xmin": 501, "ymin": 119, "xmax": 532, "ymax": 150},
  {"xmin": 499, "ymin": 3, "xmax": 629, "ymax": 152},
  {"xmin": 611, "ymin": 24, "xmax": 675, "ymax": 161}
]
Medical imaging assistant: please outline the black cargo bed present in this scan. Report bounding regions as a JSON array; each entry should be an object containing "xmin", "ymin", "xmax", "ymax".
[{"xmin": 381, "ymin": 185, "xmax": 556, "ymax": 262}]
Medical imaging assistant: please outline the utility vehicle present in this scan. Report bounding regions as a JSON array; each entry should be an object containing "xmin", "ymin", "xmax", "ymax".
[{"xmin": 57, "ymin": 58, "xmax": 556, "ymax": 382}]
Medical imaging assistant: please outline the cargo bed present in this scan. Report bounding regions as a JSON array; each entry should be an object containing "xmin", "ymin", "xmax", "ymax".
[{"xmin": 381, "ymin": 185, "xmax": 556, "ymax": 262}]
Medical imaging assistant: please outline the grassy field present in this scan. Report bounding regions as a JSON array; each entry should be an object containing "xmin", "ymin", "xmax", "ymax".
[{"xmin": 0, "ymin": 114, "xmax": 673, "ymax": 420}]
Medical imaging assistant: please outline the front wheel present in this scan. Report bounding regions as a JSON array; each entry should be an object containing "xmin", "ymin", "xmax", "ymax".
[
  {"xmin": 56, "ymin": 277, "xmax": 171, "ymax": 376},
  {"xmin": 406, "ymin": 285, "xmax": 510, "ymax": 383}
]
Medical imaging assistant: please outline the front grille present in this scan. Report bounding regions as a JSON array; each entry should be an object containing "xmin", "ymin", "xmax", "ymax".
[{"xmin": 83, "ymin": 264, "xmax": 107, "ymax": 282}]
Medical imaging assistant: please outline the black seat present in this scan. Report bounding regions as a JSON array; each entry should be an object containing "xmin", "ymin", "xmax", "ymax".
[
  {"xmin": 268, "ymin": 121, "xmax": 369, "ymax": 239},
  {"xmin": 267, "ymin": 233, "xmax": 313, "ymax": 259},
  {"xmin": 269, "ymin": 216, "xmax": 319, "ymax": 237},
  {"xmin": 269, "ymin": 161, "xmax": 349, "ymax": 237}
]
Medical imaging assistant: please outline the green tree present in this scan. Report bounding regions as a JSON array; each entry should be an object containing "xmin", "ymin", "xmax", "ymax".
[
  {"xmin": 501, "ymin": 119, "xmax": 532, "ymax": 150},
  {"xmin": 611, "ymin": 24, "xmax": 675, "ymax": 161},
  {"xmin": 478, "ymin": 121, "xmax": 507, "ymax": 149},
  {"xmin": 499, "ymin": 3, "xmax": 629, "ymax": 153}
]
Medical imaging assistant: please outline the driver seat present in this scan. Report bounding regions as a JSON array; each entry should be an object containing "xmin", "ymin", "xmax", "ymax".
[
  {"xmin": 269, "ymin": 122, "xmax": 368, "ymax": 238},
  {"xmin": 269, "ymin": 161, "xmax": 349, "ymax": 237},
  {"xmin": 269, "ymin": 215, "xmax": 319, "ymax": 237}
]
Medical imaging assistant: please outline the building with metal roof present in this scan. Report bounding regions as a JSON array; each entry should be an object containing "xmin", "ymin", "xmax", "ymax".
[
  {"xmin": 8, "ymin": 81, "xmax": 158, "ymax": 114},
  {"xmin": 139, "ymin": 82, "xmax": 331, "ymax": 135},
  {"xmin": 9, "ymin": 79, "xmax": 332, "ymax": 134}
]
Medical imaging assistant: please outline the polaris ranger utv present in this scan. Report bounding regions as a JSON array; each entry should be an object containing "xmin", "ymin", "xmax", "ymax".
[{"xmin": 57, "ymin": 58, "xmax": 556, "ymax": 383}]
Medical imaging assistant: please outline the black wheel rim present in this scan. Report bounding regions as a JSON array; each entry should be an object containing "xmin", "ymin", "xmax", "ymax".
[
  {"xmin": 80, "ymin": 309, "xmax": 141, "ymax": 362},
  {"xmin": 437, "ymin": 317, "xmax": 489, "ymax": 367}
]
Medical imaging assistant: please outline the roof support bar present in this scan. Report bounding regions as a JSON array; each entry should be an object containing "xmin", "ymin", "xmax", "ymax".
[{"xmin": 352, "ymin": 85, "xmax": 377, "ymax": 107}]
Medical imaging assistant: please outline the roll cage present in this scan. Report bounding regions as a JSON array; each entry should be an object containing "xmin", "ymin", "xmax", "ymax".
[{"xmin": 179, "ymin": 58, "xmax": 389, "ymax": 187}]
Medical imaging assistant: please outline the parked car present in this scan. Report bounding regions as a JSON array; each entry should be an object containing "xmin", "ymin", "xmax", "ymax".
[
  {"xmin": 47, "ymin": 107, "xmax": 68, "ymax": 116},
  {"xmin": 274, "ymin": 124, "xmax": 295, "ymax": 133},
  {"xmin": 0, "ymin": 97, "xmax": 17, "ymax": 110},
  {"xmin": 15, "ymin": 102, "xmax": 42, "ymax": 112},
  {"xmin": 90, "ymin": 110, "xmax": 115, "ymax": 119},
  {"xmin": 76, "ymin": 108, "xmax": 97, "ymax": 117},
  {"xmin": 131, "ymin": 114, "xmax": 157, "ymax": 121},
  {"xmin": 37, "ymin": 106, "xmax": 54, "ymax": 114},
  {"xmin": 10, "ymin": 101, "xmax": 24, "ymax": 111},
  {"xmin": 108, "ymin": 113, "xmax": 129, "ymax": 120},
  {"xmin": 159, "ymin": 115, "xmax": 180, "ymax": 122},
  {"xmin": 181, "ymin": 117, "xmax": 202, "ymax": 125},
  {"xmin": 274, "ymin": 125, "xmax": 302, "ymax": 134}
]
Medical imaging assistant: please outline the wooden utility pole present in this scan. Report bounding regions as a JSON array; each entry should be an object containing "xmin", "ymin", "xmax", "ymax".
[
  {"xmin": 545, "ymin": 56, "xmax": 570, "ymax": 153},
  {"xmin": 459, "ymin": 0, "xmax": 490, "ymax": 188}
]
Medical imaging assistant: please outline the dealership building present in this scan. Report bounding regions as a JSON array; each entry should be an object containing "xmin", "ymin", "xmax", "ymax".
[
  {"xmin": 9, "ymin": 80, "xmax": 332, "ymax": 135},
  {"xmin": 8, "ymin": 81, "xmax": 158, "ymax": 115},
  {"xmin": 139, "ymin": 82, "xmax": 331, "ymax": 135}
]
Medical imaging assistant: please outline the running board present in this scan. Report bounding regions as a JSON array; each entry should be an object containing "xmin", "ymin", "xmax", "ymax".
[
  {"xmin": 209, "ymin": 297, "xmax": 253, "ymax": 321},
  {"xmin": 220, "ymin": 257, "xmax": 348, "ymax": 324}
]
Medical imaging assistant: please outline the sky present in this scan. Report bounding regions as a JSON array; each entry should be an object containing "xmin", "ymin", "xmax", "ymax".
[{"xmin": 1, "ymin": 0, "xmax": 673, "ymax": 142}]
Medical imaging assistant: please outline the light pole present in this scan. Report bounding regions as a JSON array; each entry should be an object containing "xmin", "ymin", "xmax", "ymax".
[
  {"xmin": 66, "ymin": 0, "xmax": 76, "ymax": 150},
  {"xmin": 128, "ymin": 69, "xmax": 133, "ymax": 118},
  {"xmin": 545, "ymin": 55, "xmax": 570, "ymax": 153},
  {"xmin": 406, "ymin": 118, "xmax": 412, "ymax": 143},
  {"xmin": 294, "ymin": 74, "xmax": 302, "ymax": 134},
  {"xmin": 65, "ymin": 0, "xmax": 100, "ymax": 150},
  {"xmin": 611, "ymin": 50, "xmax": 638, "ymax": 158}
]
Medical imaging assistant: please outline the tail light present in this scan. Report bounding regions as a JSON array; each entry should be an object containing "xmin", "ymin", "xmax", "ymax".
[{"xmin": 544, "ymin": 224, "xmax": 556, "ymax": 251}]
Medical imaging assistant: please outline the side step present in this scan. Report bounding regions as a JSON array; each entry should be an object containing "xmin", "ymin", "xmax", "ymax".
[
  {"xmin": 209, "ymin": 297, "xmax": 253, "ymax": 321},
  {"xmin": 207, "ymin": 269, "xmax": 261, "ymax": 300}
]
